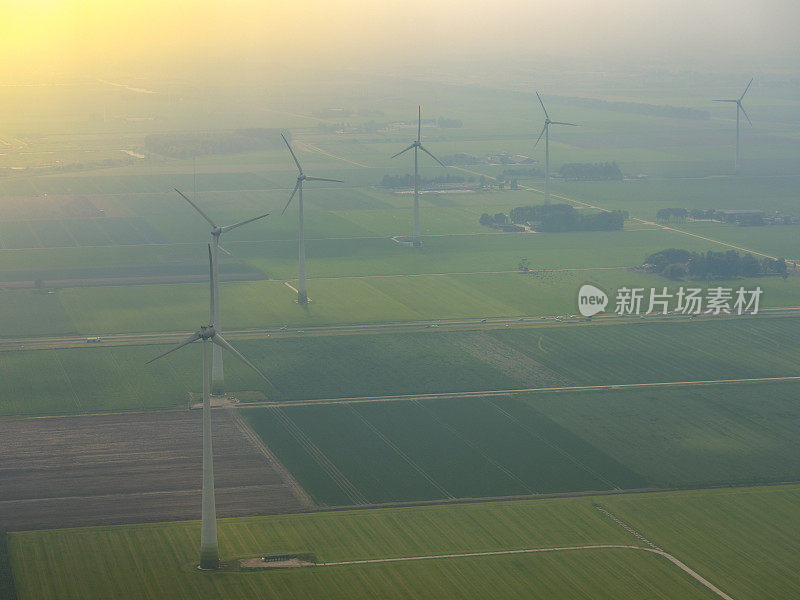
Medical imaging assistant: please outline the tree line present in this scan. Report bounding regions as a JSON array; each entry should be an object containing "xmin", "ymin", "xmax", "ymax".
[
  {"xmin": 645, "ymin": 248, "xmax": 788, "ymax": 279},
  {"xmin": 477, "ymin": 204, "xmax": 626, "ymax": 232}
]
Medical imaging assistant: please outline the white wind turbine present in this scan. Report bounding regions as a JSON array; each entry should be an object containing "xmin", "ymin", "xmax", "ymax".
[
  {"xmin": 534, "ymin": 92, "xmax": 577, "ymax": 204},
  {"xmin": 174, "ymin": 188, "xmax": 269, "ymax": 394},
  {"xmin": 391, "ymin": 106, "xmax": 446, "ymax": 247},
  {"xmin": 146, "ymin": 245, "xmax": 276, "ymax": 570},
  {"xmin": 280, "ymin": 133, "xmax": 343, "ymax": 305},
  {"xmin": 714, "ymin": 78, "xmax": 753, "ymax": 172}
]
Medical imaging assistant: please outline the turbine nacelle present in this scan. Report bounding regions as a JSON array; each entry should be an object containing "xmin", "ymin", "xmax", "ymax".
[{"xmin": 199, "ymin": 325, "xmax": 216, "ymax": 339}]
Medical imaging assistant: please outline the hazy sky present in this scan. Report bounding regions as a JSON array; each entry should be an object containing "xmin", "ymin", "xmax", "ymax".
[{"xmin": 1, "ymin": 0, "xmax": 798, "ymax": 79}]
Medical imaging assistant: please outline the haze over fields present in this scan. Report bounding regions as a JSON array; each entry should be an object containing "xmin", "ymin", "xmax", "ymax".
[{"xmin": 1, "ymin": 1, "xmax": 800, "ymax": 599}]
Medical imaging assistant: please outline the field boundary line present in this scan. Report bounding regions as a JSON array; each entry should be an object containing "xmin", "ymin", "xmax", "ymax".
[
  {"xmin": 240, "ymin": 375, "xmax": 800, "ymax": 408},
  {"xmin": 321, "ymin": 543, "xmax": 736, "ymax": 599},
  {"xmin": 595, "ymin": 504, "xmax": 736, "ymax": 600},
  {"xmin": 347, "ymin": 405, "xmax": 455, "ymax": 499},
  {"xmin": 227, "ymin": 407, "xmax": 316, "ymax": 510}
]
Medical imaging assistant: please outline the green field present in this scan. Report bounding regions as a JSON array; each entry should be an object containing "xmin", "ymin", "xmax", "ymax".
[
  {"xmin": 603, "ymin": 485, "xmax": 800, "ymax": 600},
  {"xmin": 526, "ymin": 380, "xmax": 800, "ymax": 488},
  {"xmin": 9, "ymin": 485, "xmax": 799, "ymax": 599},
  {"xmin": 0, "ymin": 532, "xmax": 17, "ymax": 600},
  {"xmin": 3, "ymin": 316, "xmax": 800, "ymax": 417},
  {"xmin": 241, "ymin": 379, "xmax": 800, "ymax": 505},
  {"xmin": 242, "ymin": 398, "xmax": 647, "ymax": 506}
]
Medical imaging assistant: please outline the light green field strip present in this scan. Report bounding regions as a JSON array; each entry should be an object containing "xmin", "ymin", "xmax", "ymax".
[
  {"xmin": 9, "ymin": 494, "xmax": 713, "ymax": 600},
  {"xmin": 12, "ymin": 485, "xmax": 800, "ymax": 600}
]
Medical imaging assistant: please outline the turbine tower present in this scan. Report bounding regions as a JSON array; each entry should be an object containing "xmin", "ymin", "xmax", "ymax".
[
  {"xmin": 714, "ymin": 78, "xmax": 753, "ymax": 172},
  {"xmin": 534, "ymin": 93, "xmax": 577, "ymax": 204},
  {"xmin": 280, "ymin": 133, "xmax": 343, "ymax": 305},
  {"xmin": 174, "ymin": 188, "xmax": 269, "ymax": 395},
  {"xmin": 391, "ymin": 106, "xmax": 446, "ymax": 247},
  {"xmin": 147, "ymin": 246, "xmax": 275, "ymax": 570}
]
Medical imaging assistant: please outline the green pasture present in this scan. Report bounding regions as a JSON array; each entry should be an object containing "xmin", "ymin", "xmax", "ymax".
[
  {"xmin": 10, "ymin": 485, "xmax": 800, "ymax": 600},
  {"xmin": 605, "ymin": 485, "xmax": 800, "ymax": 600},
  {"xmin": 526, "ymin": 380, "xmax": 800, "ymax": 488},
  {"xmin": 3, "ymin": 316, "xmax": 800, "ymax": 420},
  {"xmin": 242, "ymin": 397, "xmax": 646, "ymax": 506},
  {"xmin": 5, "ymin": 496, "xmax": 680, "ymax": 600}
]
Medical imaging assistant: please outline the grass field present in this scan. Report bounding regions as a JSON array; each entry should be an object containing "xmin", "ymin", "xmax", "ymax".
[
  {"xmin": 3, "ymin": 316, "xmax": 800, "ymax": 416},
  {"xmin": 603, "ymin": 485, "xmax": 800, "ymax": 600},
  {"xmin": 242, "ymin": 398, "xmax": 648, "ymax": 506},
  {"xmin": 3, "ymin": 496, "xmax": 688, "ymax": 600},
  {"xmin": 9, "ymin": 485, "xmax": 799, "ymax": 600},
  {"xmin": 241, "ymin": 379, "xmax": 800, "ymax": 505},
  {"xmin": 0, "ymin": 532, "xmax": 17, "ymax": 600},
  {"xmin": 525, "ymin": 380, "xmax": 800, "ymax": 488}
]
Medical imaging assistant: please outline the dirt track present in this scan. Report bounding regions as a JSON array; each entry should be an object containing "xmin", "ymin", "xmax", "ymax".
[{"xmin": 0, "ymin": 410, "xmax": 309, "ymax": 531}]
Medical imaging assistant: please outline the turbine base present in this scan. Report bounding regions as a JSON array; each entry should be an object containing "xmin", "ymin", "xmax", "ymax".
[
  {"xmin": 297, "ymin": 290, "xmax": 308, "ymax": 305},
  {"xmin": 199, "ymin": 545, "xmax": 219, "ymax": 570}
]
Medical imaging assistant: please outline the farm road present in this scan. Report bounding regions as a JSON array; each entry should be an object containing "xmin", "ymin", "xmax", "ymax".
[{"xmin": 322, "ymin": 544, "xmax": 734, "ymax": 600}]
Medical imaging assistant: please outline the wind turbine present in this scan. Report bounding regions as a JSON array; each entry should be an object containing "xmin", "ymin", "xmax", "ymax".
[
  {"xmin": 147, "ymin": 245, "xmax": 276, "ymax": 570},
  {"xmin": 174, "ymin": 188, "xmax": 269, "ymax": 395},
  {"xmin": 391, "ymin": 106, "xmax": 446, "ymax": 247},
  {"xmin": 280, "ymin": 133, "xmax": 343, "ymax": 305},
  {"xmin": 714, "ymin": 78, "xmax": 753, "ymax": 172},
  {"xmin": 534, "ymin": 93, "xmax": 577, "ymax": 204}
]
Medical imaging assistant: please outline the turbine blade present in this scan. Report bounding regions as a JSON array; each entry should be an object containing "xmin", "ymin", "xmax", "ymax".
[
  {"xmin": 533, "ymin": 124, "xmax": 547, "ymax": 149},
  {"xmin": 174, "ymin": 188, "xmax": 217, "ymax": 229},
  {"xmin": 305, "ymin": 176, "xmax": 344, "ymax": 183},
  {"xmin": 281, "ymin": 133, "xmax": 303, "ymax": 174},
  {"xmin": 740, "ymin": 78, "xmax": 753, "ymax": 101},
  {"xmin": 419, "ymin": 145, "xmax": 446, "ymax": 168},
  {"xmin": 281, "ymin": 181, "xmax": 301, "ymax": 216},
  {"xmin": 219, "ymin": 212, "xmax": 270, "ymax": 233},
  {"xmin": 551, "ymin": 121, "xmax": 578, "ymax": 126},
  {"xmin": 208, "ymin": 244, "xmax": 215, "ymax": 324},
  {"xmin": 417, "ymin": 105, "xmax": 421, "ymax": 142},
  {"xmin": 218, "ymin": 245, "xmax": 232, "ymax": 256},
  {"xmin": 713, "ymin": 99, "xmax": 737, "ymax": 103},
  {"xmin": 391, "ymin": 144, "xmax": 415, "ymax": 159},
  {"xmin": 145, "ymin": 332, "xmax": 201, "ymax": 364},
  {"xmin": 536, "ymin": 92, "xmax": 549, "ymax": 120},
  {"xmin": 739, "ymin": 103, "xmax": 752, "ymax": 125},
  {"xmin": 212, "ymin": 333, "xmax": 279, "ymax": 391}
]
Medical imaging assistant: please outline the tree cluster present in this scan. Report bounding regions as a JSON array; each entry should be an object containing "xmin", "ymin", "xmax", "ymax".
[
  {"xmin": 645, "ymin": 248, "xmax": 788, "ymax": 279},
  {"xmin": 144, "ymin": 129, "xmax": 288, "ymax": 158},
  {"xmin": 558, "ymin": 162, "xmax": 623, "ymax": 181},
  {"xmin": 479, "ymin": 213, "xmax": 525, "ymax": 232},
  {"xmin": 656, "ymin": 208, "xmax": 690, "ymax": 223},
  {"xmin": 508, "ymin": 203, "xmax": 625, "ymax": 232}
]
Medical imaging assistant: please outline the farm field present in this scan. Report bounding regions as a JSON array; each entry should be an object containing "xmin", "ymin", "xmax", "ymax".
[
  {"xmin": 603, "ymin": 485, "xmax": 800, "ymax": 600},
  {"xmin": 7, "ymin": 268, "xmax": 799, "ymax": 336},
  {"xmin": 9, "ymin": 485, "xmax": 799, "ymax": 600},
  {"xmin": 524, "ymin": 380, "xmax": 800, "ymax": 488},
  {"xmin": 3, "ymin": 316, "xmax": 800, "ymax": 417},
  {"xmin": 241, "ymin": 397, "xmax": 648, "ymax": 506},
  {"xmin": 241, "ymin": 380, "xmax": 800, "ymax": 506},
  {"xmin": 0, "ymin": 411, "xmax": 307, "ymax": 532}
]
